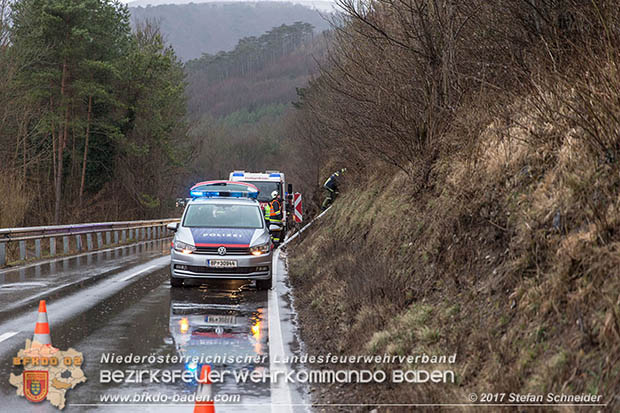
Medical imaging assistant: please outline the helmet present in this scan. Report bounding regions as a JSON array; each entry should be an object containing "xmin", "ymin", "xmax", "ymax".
[{"xmin": 271, "ymin": 191, "xmax": 279, "ymax": 199}]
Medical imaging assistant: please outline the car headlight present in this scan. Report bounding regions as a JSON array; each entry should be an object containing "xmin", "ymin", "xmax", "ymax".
[
  {"xmin": 174, "ymin": 240, "xmax": 196, "ymax": 254},
  {"xmin": 250, "ymin": 242, "xmax": 270, "ymax": 256}
]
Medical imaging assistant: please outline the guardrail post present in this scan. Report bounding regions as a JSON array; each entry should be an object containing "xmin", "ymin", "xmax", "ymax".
[
  {"xmin": 86, "ymin": 233, "xmax": 93, "ymax": 250},
  {"xmin": 129, "ymin": 228, "xmax": 134, "ymax": 240},
  {"xmin": 106, "ymin": 231, "xmax": 111, "ymax": 245},
  {"xmin": 147, "ymin": 227, "xmax": 151, "ymax": 240},
  {"xmin": 19, "ymin": 240, "xmax": 26, "ymax": 260},
  {"xmin": 35, "ymin": 239, "xmax": 41, "ymax": 258},
  {"xmin": 97, "ymin": 232, "xmax": 103, "ymax": 248},
  {"xmin": 122, "ymin": 230, "xmax": 126, "ymax": 243},
  {"xmin": 75, "ymin": 235, "xmax": 82, "ymax": 251},
  {"xmin": 63, "ymin": 236, "xmax": 70, "ymax": 254},
  {"xmin": 114, "ymin": 231, "xmax": 119, "ymax": 244},
  {"xmin": 0, "ymin": 242, "xmax": 6, "ymax": 266},
  {"xmin": 50, "ymin": 238, "xmax": 56, "ymax": 257}
]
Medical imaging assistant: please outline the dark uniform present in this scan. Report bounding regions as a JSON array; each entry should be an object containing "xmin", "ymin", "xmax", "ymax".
[{"xmin": 322, "ymin": 168, "xmax": 345, "ymax": 210}]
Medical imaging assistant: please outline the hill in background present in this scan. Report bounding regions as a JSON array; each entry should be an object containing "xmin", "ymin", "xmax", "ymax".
[
  {"xmin": 129, "ymin": 2, "xmax": 332, "ymax": 60},
  {"xmin": 127, "ymin": 0, "xmax": 336, "ymax": 13},
  {"xmin": 182, "ymin": 21, "xmax": 327, "ymax": 181},
  {"xmin": 185, "ymin": 21, "xmax": 325, "ymax": 118}
]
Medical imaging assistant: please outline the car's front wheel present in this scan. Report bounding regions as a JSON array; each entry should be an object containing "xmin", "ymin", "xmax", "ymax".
[
  {"xmin": 256, "ymin": 277, "xmax": 272, "ymax": 290},
  {"xmin": 170, "ymin": 276, "xmax": 184, "ymax": 288}
]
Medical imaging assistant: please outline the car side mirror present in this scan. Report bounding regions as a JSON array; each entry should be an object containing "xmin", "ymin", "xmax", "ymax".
[{"xmin": 167, "ymin": 223, "xmax": 179, "ymax": 232}]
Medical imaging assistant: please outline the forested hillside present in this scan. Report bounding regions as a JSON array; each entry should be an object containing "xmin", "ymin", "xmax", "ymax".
[
  {"xmin": 284, "ymin": 0, "xmax": 620, "ymax": 408},
  {"xmin": 129, "ymin": 2, "xmax": 331, "ymax": 60},
  {"xmin": 0, "ymin": 0, "xmax": 190, "ymax": 226},
  {"xmin": 184, "ymin": 22, "xmax": 326, "ymax": 183},
  {"xmin": 186, "ymin": 21, "xmax": 320, "ymax": 117}
]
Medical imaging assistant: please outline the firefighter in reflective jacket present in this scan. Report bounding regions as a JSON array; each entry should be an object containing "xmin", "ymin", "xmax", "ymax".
[
  {"xmin": 263, "ymin": 202, "xmax": 271, "ymax": 222},
  {"xmin": 321, "ymin": 168, "xmax": 346, "ymax": 210},
  {"xmin": 267, "ymin": 191, "xmax": 283, "ymax": 243}
]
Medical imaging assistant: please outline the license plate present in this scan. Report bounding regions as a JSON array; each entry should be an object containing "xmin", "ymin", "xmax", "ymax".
[
  {"xmin": 206, "ymin": 315, "xmax": 236, "ymax": 325},
  {"xmin": 207, "ymin": 259, "xmax": 237, "ymax": 268}
]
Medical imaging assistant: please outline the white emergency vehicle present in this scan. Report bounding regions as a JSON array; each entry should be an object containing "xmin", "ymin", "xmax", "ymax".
[{"xmin": 229, "ymin": 170, "xmax": 292, "ymax": 231}]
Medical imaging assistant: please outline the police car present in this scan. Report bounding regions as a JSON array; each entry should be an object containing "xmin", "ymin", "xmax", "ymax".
[{"xmin": 167, "ymin": 182, "xmax": 274, "ymax": 290}]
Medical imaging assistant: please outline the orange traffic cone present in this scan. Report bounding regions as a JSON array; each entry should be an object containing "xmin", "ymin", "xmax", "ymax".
[
  {"xmin": 33, "ymin": 300, "xmax": 52, "ymax": 345},
  {"xmin": 194, "ymin": 365, "xmax": 215, "ymax": 413}
]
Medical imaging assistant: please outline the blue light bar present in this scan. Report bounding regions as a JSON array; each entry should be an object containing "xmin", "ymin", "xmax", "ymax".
[
  {"xmin": 269, "ymin": 173, "xmax": 280, "ymax": 178},
  {"xmin": 190, "ymin": 190, "xmax": 258, "ymax": 199},
  {"xmin": 232, "ymin": 172, "xmax": 244, "ymax": 176}
]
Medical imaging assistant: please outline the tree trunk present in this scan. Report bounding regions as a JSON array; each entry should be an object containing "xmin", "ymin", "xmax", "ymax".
[
  {"xmin": 51, "ymin": 96, "xmax": 57, "ymax": 185},
  {"xmin": 79, "ymin": 95, "xmax": 92, "ymax": 206},
  {"xmin": 54, "ymin": 57, "xmax": 69, "ymax": 224}
]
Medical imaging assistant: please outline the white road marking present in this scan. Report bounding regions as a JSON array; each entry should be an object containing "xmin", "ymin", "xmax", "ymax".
[
  {"xmin": 266, "ymin": 208, "xmax": 331, "ymax": 411},
  {"xmin": 0, "ymin": 331, "xmax": 19, "ymax": 343},
  {"xmin": 0, "ymin": 256, "xmax": 170, "ymax": 360},
  {"xmin": 269, "ymin": 248, "xmax": 294, "ymax": 413},
  {"xmin": 120, "ymin": 264, "xmax": 159, "ymax": 282}
]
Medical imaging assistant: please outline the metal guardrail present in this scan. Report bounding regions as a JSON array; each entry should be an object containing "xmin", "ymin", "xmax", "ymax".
[{"xmin": 0, "ymin": 218, "xmax": 179, "ymax": 266}]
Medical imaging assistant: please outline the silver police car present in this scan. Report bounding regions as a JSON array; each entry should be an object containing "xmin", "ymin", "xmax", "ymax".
[{"xmin": 167, "ymin": 194, "xmax": 274, "ymax": 290}]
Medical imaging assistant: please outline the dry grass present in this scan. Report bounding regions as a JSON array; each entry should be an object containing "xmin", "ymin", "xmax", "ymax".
[{"xmin": 287, "ymin": 57, "xmax": 620, "ymax": 412}]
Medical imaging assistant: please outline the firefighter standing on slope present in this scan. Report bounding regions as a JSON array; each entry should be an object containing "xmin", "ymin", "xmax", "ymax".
[{"xmin": 322, "ymin": 168, "xmax": 346, "ymax": 210}]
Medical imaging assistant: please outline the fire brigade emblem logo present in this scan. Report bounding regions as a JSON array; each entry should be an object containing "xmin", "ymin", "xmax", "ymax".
[
  {"xmin": 23, "ymin": 370, "xmax": 49, "ymax": 402},
  {"xmin": 218, "ymin": 246, "xmax": 227, "ymax": 256}
]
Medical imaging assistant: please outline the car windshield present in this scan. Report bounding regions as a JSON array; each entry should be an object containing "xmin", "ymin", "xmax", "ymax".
[
  {"xmin": 244, "ymin": 181, "xmax": 281, "ymax": 202},
  {"xmin": 183, "ymin": 204, "xmax": 263, "ymax": 228}
]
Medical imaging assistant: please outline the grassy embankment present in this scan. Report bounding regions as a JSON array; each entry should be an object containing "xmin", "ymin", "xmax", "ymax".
[{"xmin": 287, "ymin": 84, "xmax": 620, "ymax": 410}]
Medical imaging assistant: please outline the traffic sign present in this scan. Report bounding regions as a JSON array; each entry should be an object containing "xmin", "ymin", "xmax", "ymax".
[{"xmin": 293, "ymin": 193, "xmax": 303, "ymax": 223}]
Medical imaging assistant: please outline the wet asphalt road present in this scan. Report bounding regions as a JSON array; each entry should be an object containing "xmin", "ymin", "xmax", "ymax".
[{"xmin": 0, "ymin": 239, "xmax": 308, "ymax": 412}]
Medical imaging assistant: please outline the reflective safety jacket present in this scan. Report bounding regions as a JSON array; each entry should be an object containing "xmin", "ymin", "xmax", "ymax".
[
  {"xmin": 269, "ymin": 199, "xmax": 283, "ymax": 221},
  {"xmin": 263, "ymin": 203, "xmax": 271, "ymax": 221}
]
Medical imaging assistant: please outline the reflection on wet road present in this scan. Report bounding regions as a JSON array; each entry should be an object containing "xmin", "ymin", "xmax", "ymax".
[
  {"xmin": 168, "ymin": 282, "xmax": 271, "ymax": 410},
  {"xmin": 0, "ymin": 239, "xmax": 307, "ymax": 412}
]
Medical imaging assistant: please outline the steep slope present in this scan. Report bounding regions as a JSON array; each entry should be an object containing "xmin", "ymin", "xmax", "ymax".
[{"xmin": 287, "ymin": 81, "xmax": 620, "ymax": 410}]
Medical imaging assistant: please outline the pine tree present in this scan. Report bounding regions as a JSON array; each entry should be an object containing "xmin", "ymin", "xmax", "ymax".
[{"xmin": 10, "ymin": 0, "xmax": 131, "ymax": 223}]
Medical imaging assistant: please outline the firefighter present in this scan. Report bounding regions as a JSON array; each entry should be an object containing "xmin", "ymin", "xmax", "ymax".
[
  {"xmin": 263, "ymin": 202, "xmax": 271, "ymax": 223},
  {"xmin": 321, "ymin": 168, "xmax": 346, "ymax": 210},
  {"xmin": 268, "ymin": 191, "xmax": 283, "ymax": 243}
]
